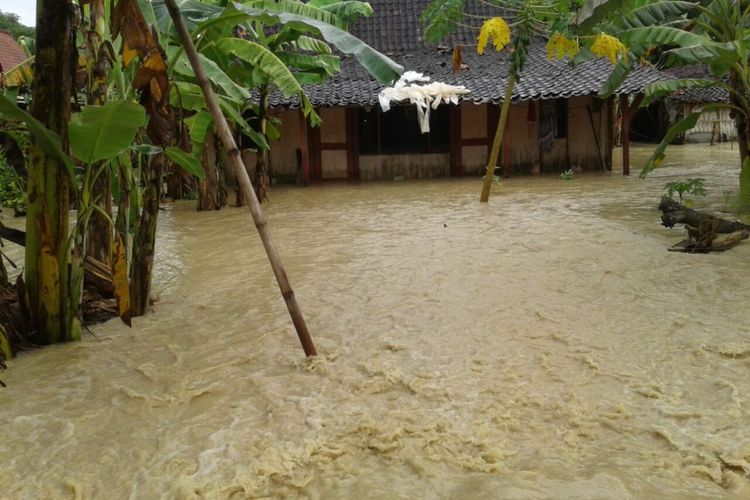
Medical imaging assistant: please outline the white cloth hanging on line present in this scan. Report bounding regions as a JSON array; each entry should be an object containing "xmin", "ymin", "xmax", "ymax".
[{"xmin": 378, "ymin": 71, "xmax": 470, "ymax": 133}]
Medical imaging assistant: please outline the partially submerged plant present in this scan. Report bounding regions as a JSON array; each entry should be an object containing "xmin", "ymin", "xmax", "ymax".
[
  {"xmin": 664, "ymin": 178, "xmax": 706, "ymax": 203},
  {"xmin": 560, "ymin": 169, "xmax": 575, "ymax": 181}
]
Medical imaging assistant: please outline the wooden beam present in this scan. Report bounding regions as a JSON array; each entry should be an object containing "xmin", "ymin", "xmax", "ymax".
[
  {"xmin": 308, "ymin": 117, "xmax": 322, "ymax": 181},
  {"xmin": 502, "ymin": 124, "xmax": 511, "ymax": 178},
  {"xmin": 620, "ymin": 93, "xmax": 644, "ymax": 176},
  {"xmin": 345, "ymin": 108, "xmax": 359, "ymax": 180},
  {"xmin": 298, "ymin": 109, "xmax": 310, "ymax": 185},
  {"xmin": 449, "ymin": 104, "xmax": 463, "ymax": 176}
]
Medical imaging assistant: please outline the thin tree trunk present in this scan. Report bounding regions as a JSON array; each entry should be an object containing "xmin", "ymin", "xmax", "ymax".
[
  {"xmin": 129, "ymin": 154, "xmax": 165, "ymax": 316},
  {"xmin": 165, "ymin": 0, "xmax": 317, "ymax": 357},
  {"xmin": 198, "ymin": 133, "xmax": 219, "ymax": 211},
  {"xmin": 25, "ymin": 0, "xmax": 78, "ymax": 344},
  {"xmin": 480, "ymin": 73, "xmax": 516, "ymax": 202}
]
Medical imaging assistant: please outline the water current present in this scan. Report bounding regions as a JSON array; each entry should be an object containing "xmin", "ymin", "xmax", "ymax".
[{"xmin": 1, "ymin": 144, "xmax": 750, "ymax": 499}]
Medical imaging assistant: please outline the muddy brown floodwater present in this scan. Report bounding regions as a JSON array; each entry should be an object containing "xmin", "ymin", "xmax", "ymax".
[{"xmin": 2, "ymin": 144, "xmax": 750, "ymax": 499}]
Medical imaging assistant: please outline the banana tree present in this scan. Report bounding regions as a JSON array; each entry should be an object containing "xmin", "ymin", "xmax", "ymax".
[
  {"xmin": 599, "ymin": 0, "xmax": 750, "ymax": 209},
  {"xmin": 154, "ymin": 0, "xmax": 401, "ymax": 203}
]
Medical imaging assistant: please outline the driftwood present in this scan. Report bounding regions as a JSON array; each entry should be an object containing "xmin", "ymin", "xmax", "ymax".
[{"xmin": 659, "ymin": 197, "xmax": 750, "ymax": 253}]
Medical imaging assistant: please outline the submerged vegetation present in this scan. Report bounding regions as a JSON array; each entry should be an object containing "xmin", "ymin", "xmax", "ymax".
[
  {"xmin": 664, "ymin": 178, "xmax": 706, "ymax": 203},
  {"xmin": 0, "ymin": 0, "xmax": 400, "ymax": 359}
]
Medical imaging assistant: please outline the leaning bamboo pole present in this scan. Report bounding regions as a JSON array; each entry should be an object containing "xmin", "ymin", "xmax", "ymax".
[
  {"xmin": 480, "ymin": 73, "xmax": 516, "ymax": 203},
  {"xmin": 164, "ymin": 0, "xmax": 317, "ymax": 357}
]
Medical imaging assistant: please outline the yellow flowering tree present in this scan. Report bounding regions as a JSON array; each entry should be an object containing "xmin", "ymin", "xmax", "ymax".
[{"xmin": 423, "ymin": 0, "xmax": 629, "ymax": 201}]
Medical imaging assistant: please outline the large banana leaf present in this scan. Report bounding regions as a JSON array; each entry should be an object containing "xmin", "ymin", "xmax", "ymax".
[
  {"xmin": 243, "ymin": 0, "xmax": 342, "ymax": 27},
  {"xmin": 151, "ymin": 0, "xmax": 223, "ymax": 35},
  {"xmin": 217, "ymin": 37, "xmax": 321, "ymax": 125},
  {"xmin": 184, "ymin": 110, "xmax": 214, "ymax": 158},
  {"xmin": 619, "ymin": 25, "xmax": 714, "ymax": 49},
  {"xmin": 165, "ymin": 146, "xmax": 206, "ymax": 179},
  {"xmin": 205, "ymin": 3, "xmax": 402, "ymax": 84},
  {"xmin": 1, "ymin": 56, "xmax": 34, "ymax": 88},
  {"xmin": 598, "ymin": 56, "xmax": 634, "ymax": 98},
  {"xmin": 575, "ymin": 0, "xmax": 630, "ymax": 32},
  {"xmin": 294, "ymin": 35, "xmax": 332, "ymax": 54},
  {"xmin": 69, "ymin": 100, "xmax": 147, "ymax": 164},
  {"xmin": 0, "ymin": 93, "xmax": 74, "ymax": 179},
  {"xmin": 173, "ymin": 81, "xmax": 271, "ymax": 149},
  {"xmin": 660, "ymin": 43, "xmax": 740, "ymax": 74},
  {"xmin": 169, "ymin": 47, "xmax": 251, "ymax": 102},
  {"xmin": 641, "ymin": 78, "xmax": 719, "ymax": 107},
  {"xmin": 276, "ymin": 52, "xmax": 341, "ymax": 76},
  {"xmin": 307, "ymin": 0, "xmax": 374, "ymax": 23},
  {"xmin": 620, "ymin": 1, "xmax": 697, "ymax": 29},
  {"xmin": 640, "ymin": 103, "xmax": 723, "ymax": 178}
]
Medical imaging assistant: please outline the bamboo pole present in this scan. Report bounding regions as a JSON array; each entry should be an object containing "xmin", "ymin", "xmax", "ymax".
[
  {"xmin": 164, "ymin": 0, "xmax": 317, "ymax": 357},
  {"xmin": 480, "ymin": 73, "xmax": 516, "ymax": 202}
]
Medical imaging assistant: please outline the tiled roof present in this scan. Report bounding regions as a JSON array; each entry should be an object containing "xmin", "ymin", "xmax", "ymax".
[
  {"xmin": 664, "ymin": 65, "xmax": 729, "ymax": 103},
  {"xmin": 269, "ymin": 0, "xmax": 666, "ymax": 108},
  {"xmin": 670, "ymin": 86, "xmax": 728, "ymax": 103},
  {"xmin": 0, "ymin": 30, "xmax": 27, "ymax": 74},
  {"xmin": 269, "ymin": 44, "xmax": 666, "ymax": 108}
]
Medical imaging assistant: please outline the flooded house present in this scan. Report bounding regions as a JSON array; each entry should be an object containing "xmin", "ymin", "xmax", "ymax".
[
  {"xmin": 263, "ymin": 0, "xmax": 665, "ymax": 183},
  {"xmin": 641, "ymin": 65, "xmax": 736, "ymax": 144}
]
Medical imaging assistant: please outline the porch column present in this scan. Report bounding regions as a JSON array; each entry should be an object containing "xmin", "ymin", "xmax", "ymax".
[
  {"xmin": 449, "ymin": 105, "xmax": 463, "ymax": 176},
  {"xmin": 620, "ymin": 93, "xmax": 644, "ymax": 176},
  {"xmin": 298, "ymin": 109, "xmax": 311, "ymax": 185}
]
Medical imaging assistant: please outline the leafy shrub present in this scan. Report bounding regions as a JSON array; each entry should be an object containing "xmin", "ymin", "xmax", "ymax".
[
  {"xmin": 0, "ymin": 150, "xmax": 26, "ymax": 215},
  {"xmin": 664, "ymin": 178, "xmax": 706, "ymax": 202},
  {"xmin": 560, "ymin": 169, "xmax": 574, "ymax": 181}
]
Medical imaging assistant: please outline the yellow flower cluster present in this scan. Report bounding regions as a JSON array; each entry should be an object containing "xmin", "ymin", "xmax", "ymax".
[
  {"xmin": 591, "ymin": 33, "xmax": 627, "ymax": 64},
  {"xmin": 477, "ymin": 17, "xmax": 511, "ymax": 55},
  {"xmin": 545, "ymin": 34, "xmax": 580, "ymax": 61}
]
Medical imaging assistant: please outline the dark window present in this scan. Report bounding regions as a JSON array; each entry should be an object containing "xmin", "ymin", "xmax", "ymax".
[
  {"xmin": 358, "ymin": 105, "xmax": 450, "ymax": 155},
  {"xmin": 358, "ymin": 107, "xmax": 379, "ymax": 155},
  {"xmin": 555, "ymin": 98, "xmax": 568, "ymax": 138}
]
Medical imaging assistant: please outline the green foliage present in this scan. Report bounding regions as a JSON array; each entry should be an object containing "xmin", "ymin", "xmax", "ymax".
[
  {"xmin": 165, "ymin": 146, "xmax": 206, "ymax": 179},
  {"xmin": 218, "ymin": 37, "xmax": 321, "ymax": 125},
  {"xmin": 0, "ymin": 10, "xmax": 35, "ymax": 40},
  {"xmin": 619, "ymin": 1, "xmax": 697, "ymax": 29},
  {"xmin": 663, "ymin": 178, "xmax": 706, "ymax": 202},
  {"xmin": 68, "ymin": 100, "xmax": 148, "ymax": 164},
  {"xmin": 0, "ymin": 93, "xmax": 74, "ymax": 180},
  {"xmin": 0, "ymin": 150, "xmax": 26, "ymax": 214},
  {"xmin": 560, "ymin": 169, "xmax": 575, "ymax": 180},
  {"xmin": 227, "ymin": 3, "xmax": 403, "ymax": 84},
  {"xmin": 421, "ymin": 0, "xmax": 465, "ymax": 43},
  {"xmin": 640, "ymin": 78, "xmax": 718, "ymax": 107}
]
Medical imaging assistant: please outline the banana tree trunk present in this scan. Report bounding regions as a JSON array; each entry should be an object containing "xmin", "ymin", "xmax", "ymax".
[
  {"xmin": 480, "ymin": 73, "xmax": 516, "ymax": 202},
  {"xmin": 165, "ymin": 0, "xmax": 317, "ymax": 357},
  {"xmin": 198, "ymin": 133, "xmax": 220, "ymax": 211},
  {"xmin": 254, "ymin": 85, "xmax": 270, "ymax": 203},
  {"xmin": 25, "ymin": 0, "xmax": 78, "ymax": 344},
  {"xmin": 129, "ymin": 153, "xmax": 165, "ymax": 316},
  {"xmin": 85, "ymin": 0, "xmax": 114, "ymax": 264}
]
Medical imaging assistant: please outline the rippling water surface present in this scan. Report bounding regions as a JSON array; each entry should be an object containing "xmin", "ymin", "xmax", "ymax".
[{"xmin": 2, "ymin": 144, "xmax": 750, "ymax": 499}]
